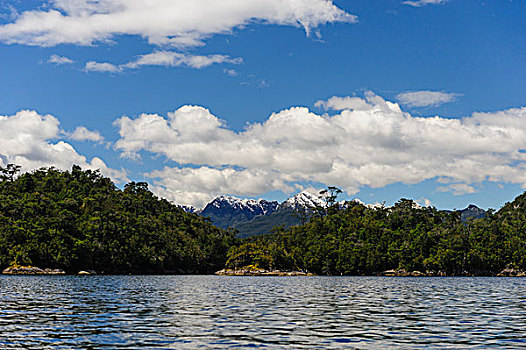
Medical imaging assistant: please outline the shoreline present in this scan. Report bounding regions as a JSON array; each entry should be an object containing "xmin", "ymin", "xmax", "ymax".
[
  {"xmin": 2, "ymin": 266, "xmax": 525, "ymax": 277},
  {"xmin": 214, "ymin": 268, "xmax": 526, "ymax": 277}
]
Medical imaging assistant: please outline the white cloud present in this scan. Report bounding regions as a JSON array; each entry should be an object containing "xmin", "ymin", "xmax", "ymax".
[
  {"xmin": 148, "ymin": 166, "xmax": 292, "ymax": 208},
  {"xmin": 48, "ymin": 54, "xmax": 74, "ymax": 65},
  {"xmin": 122, "ymin": 51, "xmax": 242, "ymax": 69},
  {"xmin": 403, "ymin": 0, "xmax": 447, "ymax": 7},
  {"xmin": 0, "ymin": 110, "xmax": 127, "ymax": 183},
  {"xmin": 113, "ymin": 94, "xmax": 526, "ymax": 207},
  {"xmin": 85, "ymin": 61, "xmax": 121, "ymax": 73},
  {"xmin": 85, "ymin": 51, "xmax": 242, "ymax": 73},
  {"xmin": 396, "ymin": 90, "xmax": 461, "ymax": 107},
  {"xmin": 416, "ymin": 198, "xmax": 433, "ymax": 207},
  {"xmin": 315, "ymin": 94, "xmax": 375, "ymax": 111},
  {"xmin": 436, "ymin": 183, "xmax": 477, "ymax": 196},
  {"xmin": 224, "ymin": 68, "xmax": 239, "ymax": 77},
  {"xmin": 68, "ymin": 126, "xmax": 104, "ymax": 142},
  {"xmin": 0, "ymin": 0, "xmax": 355, "ymax": 47}
]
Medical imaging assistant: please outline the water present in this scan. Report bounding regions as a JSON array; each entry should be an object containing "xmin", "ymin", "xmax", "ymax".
[{"xmin": 0, "ymin": 276, "xmax": 524, "ymax": 349}]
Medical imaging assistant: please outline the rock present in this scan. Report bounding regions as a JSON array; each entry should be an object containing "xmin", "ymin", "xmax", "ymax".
[
  {"xmin": 497, "ymin": 268, "xmax": 525, "ymax": 277},
  {"xmin": 2, "ymin": 266, "xmax": 65, "ymax": 275},
  {"xmin": 215, "ymin": 268, "xmax": 311, "ymax": 276},
  {"xmin": 381, "ymin": 269, "xmax": 411, "ymax": 276},
  {"xmin": 382, "ymin": 269, "xmax": 398, "ymax": 276},
  {"xmin": 410, "ymin": 271, "xmax": 426, "ymax": 277},
  {"xmin": 3, "ymin": 266, "xmax": 44, "ymax": 274}
]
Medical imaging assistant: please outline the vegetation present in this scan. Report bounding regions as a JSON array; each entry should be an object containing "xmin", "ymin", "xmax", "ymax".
[
  {"xmin": 232, "ymin": 210, "xmax": 301, "ymax": 238},
  {"xmin": 1, "ymin": 164, "xmax": 525, "ymax": 276},
  {"xmin": 226, "ymin": 193, "xmax": 526, "ymax": 276},
  {"xmin": 0, "ymin": 165, "xmax": 236, "ymax": 274}
]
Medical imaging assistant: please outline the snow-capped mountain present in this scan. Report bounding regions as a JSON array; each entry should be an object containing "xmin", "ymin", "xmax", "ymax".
[
  {"xmin": 279, "ymin": 191, "xmax": 326, "ymax": 211},
  {"xmin": 208, "ymin": 196, "xmax": 279, "ymax": 215},
  {"xmin": 198, "ymin": 191, "xmax": 329, "ymax": 234},
  {"xmin": 196, "ymin": 193, "xmax": 488, "ymax": 237},
  {"xmin": 200, "ymin": 196, "xmax": 279, "ymax": 229}
]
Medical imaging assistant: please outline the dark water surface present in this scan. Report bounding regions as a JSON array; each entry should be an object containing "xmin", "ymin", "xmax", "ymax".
[{"xmin": 0, "ymin": 276, "xmax": 524, "ymax": 349}]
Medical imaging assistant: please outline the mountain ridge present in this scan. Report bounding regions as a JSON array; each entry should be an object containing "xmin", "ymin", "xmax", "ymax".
[{"xmin": 188, "ymin": 192, "xmax": 488, "ymax": 237}]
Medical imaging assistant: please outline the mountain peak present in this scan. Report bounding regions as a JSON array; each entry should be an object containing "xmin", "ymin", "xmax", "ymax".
[
  {"xmin": 210, "ymin": 195, "xmax": 279, "ymax": 214},
  {"xmin": 460, "ymin": 204, "xmax": 486, "ymax": 221},
  {"xmin": 200, "ymin": 195, "xmax": 280, "ymax": 229},
  {"xmin": 281, "ymin": 191, "xmax": 326, "ymax": 211}
]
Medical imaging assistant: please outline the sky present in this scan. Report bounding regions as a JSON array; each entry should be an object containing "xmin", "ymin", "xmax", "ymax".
[{"xmin": 0, "ymin": 0, "xmax": 525, "ymax": 210}]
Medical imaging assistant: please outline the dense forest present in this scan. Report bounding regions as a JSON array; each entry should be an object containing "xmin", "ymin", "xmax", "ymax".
[
  {"xmin": 0, "ymin": 165, "xmax": 235, "ymax": 274},
  {"xmin": 1, "ymin": 165, "xmax": 525, "ymax": 276},
  {"xmin": 226, "ymin": 193, "xmax": 526, "ymax": 276}
]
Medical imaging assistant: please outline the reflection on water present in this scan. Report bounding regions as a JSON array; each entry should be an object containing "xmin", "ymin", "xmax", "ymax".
[{"xmin": 0, "ymin": 276, "xmax": 524, "ymax": 348}]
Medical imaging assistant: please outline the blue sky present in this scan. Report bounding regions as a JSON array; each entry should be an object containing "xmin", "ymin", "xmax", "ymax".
[{"xmin": 0, "ymin": 0, "xmax": 525, "ymax": 209}]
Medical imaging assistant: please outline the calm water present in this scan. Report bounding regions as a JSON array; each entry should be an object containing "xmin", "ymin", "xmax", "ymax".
[{"xmin": 0, "ymin": 276, "xmax": 524, "ymax": 349}]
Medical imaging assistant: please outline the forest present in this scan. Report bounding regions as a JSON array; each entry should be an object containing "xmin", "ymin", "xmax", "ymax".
[
  {"xmin": 0, "ymin": 164, "xmax": 235, "ymax": 274},
  {"xmin": 1, "ymin": 165, "xmax": 525, "ymax": 275},
  {"xmin": 226, "ymin": 192, "xmax": 526, "ymax": 276}
]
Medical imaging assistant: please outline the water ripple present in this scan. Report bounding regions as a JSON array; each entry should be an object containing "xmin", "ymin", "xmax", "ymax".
[{"xmin": 0, "ymin": 276, "xmax": 524, "ymax": 349}]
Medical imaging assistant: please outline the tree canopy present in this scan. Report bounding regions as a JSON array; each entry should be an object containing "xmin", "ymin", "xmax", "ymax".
[
  {"xmin": 226, "ymin": 192, "xmax": 526, "ymax": 275},
  {"xmin": 0, "ymin": 165, "xmax": 236, "ymax": 274}
]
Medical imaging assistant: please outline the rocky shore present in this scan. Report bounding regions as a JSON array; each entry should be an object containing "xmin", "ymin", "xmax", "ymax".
[
  {"xmin": 496, "ymin": 268, "xmax": 526, "ymax": 277},
  {"xmin": 2, "ymin": 266, "xmax": 65, "ymax": 275},
  {"xmin": 377, "ymin": 268, "xmax": 526, "ymax": 277},
  {"xmin": 215, "ymin": 268, "xmax": 315, "ymax": 276},
  {"xmin": 216, "ymin": 268, "xmax": 526, "ymax": 277}
]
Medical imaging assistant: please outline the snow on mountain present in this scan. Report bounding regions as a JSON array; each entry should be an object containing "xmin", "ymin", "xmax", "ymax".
[
  {"xmin": 280, "ymin": 191, "xmax": 326, "ymax": 211},
  {"xmin": 200, "ymin": 195, "xmax": 280, "ymax": 229},
  {"xmin": 208, "ymin": 195, "xmax": 279, "ymax": 215},
  {"xmin": 177, "ymin": 204, "xmax": 198, "ymax": 213},
  {"xmin": 366, "ymin": 202, "xmax": 385, "ymax": 210},
  {"xmin": 338, "ymin": 198, "xmax": 367, "ymax": 209}
]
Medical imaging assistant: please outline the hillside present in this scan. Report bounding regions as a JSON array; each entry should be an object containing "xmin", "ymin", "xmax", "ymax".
[
  {"xmin": 0, "ymin": 165, "xmax": 236, "ymax": 274},
  {"xmin": 232, "ymin": 209, "xmax": 300, "ymax": 238},
  {"xmin": 226, "ymin": 197, "xmax": 526, "ymax": 275}
]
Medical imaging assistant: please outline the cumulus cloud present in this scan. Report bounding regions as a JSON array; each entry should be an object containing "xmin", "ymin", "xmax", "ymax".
[
  {"xmin": 0, "ymin": 0, "xmax": 355, "ymax": 47},
  {"xmin": 148, "ymin": 166, "xmax": 293, "ymax": 208},
  {"xmin": 396, "ymin": 90, "xmax": 461, "ymax": 108},
  {"xmin": 113, "ymin": 94, "xmax": 526, "ymax": 207},
  {"xmin": 85, "ymin": 61, "xmax": 121, "ymax": 73},
  {"xmin": 403, "ymin": 0, "xmax": 447, "ymax": 7},
  {"xmin": 68, "ymin": 126, "xmax": 104, "ymax": 142},
  {"xmin": 0, "ymin": 110, "xmax": 127, "ymax": 183},
  {"xmin": 48, "ymin": 54, "xmax": 74, "ymax": 65}
]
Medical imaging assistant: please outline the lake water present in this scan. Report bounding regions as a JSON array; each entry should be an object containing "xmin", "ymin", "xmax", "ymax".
[{"xmin": 0, "ymin": 276, "xmax": 524, "ymax": 349}]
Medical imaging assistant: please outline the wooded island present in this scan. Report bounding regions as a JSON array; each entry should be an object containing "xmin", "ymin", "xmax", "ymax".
[{"xmin": 1, "ymin": 165, "xmax": 524, "ymax": 276}]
